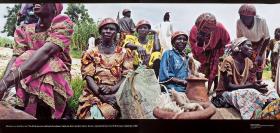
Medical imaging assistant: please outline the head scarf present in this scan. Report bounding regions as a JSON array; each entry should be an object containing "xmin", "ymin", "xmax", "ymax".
[
  {"xmin": 136, "ymin": 19, "xmax": 151, "ymax": 31},
  {"xmin": 229, "ymin": 37, "xmax": 248, "ymax": 54},
  {"xmin": 171, "ymin": 31, "xmax": 188, "ymax": 44},
  {"xmin": 98, "ymin": 17, "xmax": 120, "ymax": 33},
  {"xmin": 238, "ymin": 4, "xmax": 256, "ymax": 16},
  {"xmin": 195, "ymin": 13, "xmax": 216, "ymax": 31},
  {"xmin": 171, "ymin": 31, "xmax": 190, "ymax": 55},
  {"xmin": 122, "ymin": 9, "xmax": 131, "ymax": 15},
  {"xmin": 275, "ymin": 27, "xmax": 280, "ymax": 34}
]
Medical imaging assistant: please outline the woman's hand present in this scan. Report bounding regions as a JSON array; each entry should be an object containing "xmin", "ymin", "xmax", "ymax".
[
  {"xmin": 99, "ymin": 85, "xmax": 112, "ymax": 95},
  {"xmin": 137, "ymin": 46, "xmax": 147, "ymax": 60},
  {"xmin": 99, "ymin": 94, "xmax": 117, "ymax": 107},
  {"xmin": 252, "ymin": 81, "xmax": 268, "ymax": 94},
  {"xmin": 99, "ymin": 85, "xmax": 120, "ymax": 95}
]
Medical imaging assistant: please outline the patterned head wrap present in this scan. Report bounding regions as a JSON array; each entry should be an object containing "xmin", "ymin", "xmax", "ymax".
[
  {"xmin": 171, "ymin": 31, "xmax": 189, "ymax": 44},
  {"xmin": 136, "ymin": 19, "xmax": 151, "ymax": 31},
  {"xmin": 230, "ymin": 37, "xmax": 248, "ymax": 54},
  {"xmin": 98, "ymin": 18, "xmax": 120, "ymax": 33},
  {"xmin": 238, "ymin": 4, "xmax": 256, "ymax": 16},
  {"xmin": 195, "ymin": 13, "xmax": 216, "ymax": 31}
]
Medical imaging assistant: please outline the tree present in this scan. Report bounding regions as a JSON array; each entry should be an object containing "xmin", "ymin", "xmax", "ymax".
[
  {"xmin": 72, "ymin": 21, "xmax": 99, "ymax": 51},
  {"xmin": 64, "ymin": 4, "xmax": 93, "ymax": 23},
  {"xmin": 65, "ymin": 4, "xmax": 98, "ymax": 51},
  {"xmin": 1, "ymin": 4, "xmax": 21, "ymax": 37}
]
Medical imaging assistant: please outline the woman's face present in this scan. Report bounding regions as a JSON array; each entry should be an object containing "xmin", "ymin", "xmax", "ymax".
[
  {"xmin": 125, "ymin": 11, "xmax": 131, "ymax": 17},
  {"xmin": 101, "ymin": 24, "xmax": 117, "ymax": 42},
  {"xmin": 240, "ymin": 40, "xmax": 253, "ymax": 57},
  {"xmin": 137, "ymin": 25, "xmax": 150, "ymax": 37},
  {"xmin": 240, "ymin": 15, "xmax": 254, "ymax": 28},
  {"xmin": 173, "ymin": 35, "xmax": 188, "ymax": 52},
  {"xmin": 33, "ymin": 3, "xmax": 55, "ymax": 17},
  {"xmin": 275, "ymin": 29, "xmax": 280, "ymax": 40},
  {"xmin": 198, "ymin": 24, "xmax": 216, "ymax": 40}
]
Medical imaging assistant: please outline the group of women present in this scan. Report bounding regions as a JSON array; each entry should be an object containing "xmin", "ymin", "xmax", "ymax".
[{"xmin": 0, "ymin": 3, "xmax": 280, "ymax": 120}]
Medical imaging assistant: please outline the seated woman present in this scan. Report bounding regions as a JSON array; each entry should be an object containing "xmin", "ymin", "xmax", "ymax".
[
  {"xmin": 159, "ymin": 31, "xmax": 189, "ymax": 92},
  {"xmin": 215, "ymin": 37, "xmax": 279, "ymax": 119},
  {"xmin": 0, "ymin": 3, "xmax": 74, "ymax": 119},
  {"xmin": 76, "ymin": 18, "xmax": 134, "ymax": 119},
  {"xmin": 123, "ymin": 20, "xmax": 162, "ymax": 77}
]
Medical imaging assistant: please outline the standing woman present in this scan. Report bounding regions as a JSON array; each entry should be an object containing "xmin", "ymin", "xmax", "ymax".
[
  {"xmin": 76, "ymin": 18, "xmax": 134, "ymax": 119},
  {"xmin": 275, "ymin": 33, "xmax": 280, "ymax": 95},
  {"xmin": 267, "ymin": 28, "xmax": 280, "ymax": 82},
  {"xmin": 189, "ymin": 13, "xmax": 230, "ymax": 91},
  {"xmin": 155, "ymin": 12, "xmax": 174, "ymax": 53},
  {"xmin": 123, "ymin": 20, "xmax": 162, "ymax": 77},
  {"xmin": 236, "ymin": 4, "xmax": 270, "ymax": 81},
  {"xmin": 0, "ymin": 3, "xmax": 74, "ymax": 119}
]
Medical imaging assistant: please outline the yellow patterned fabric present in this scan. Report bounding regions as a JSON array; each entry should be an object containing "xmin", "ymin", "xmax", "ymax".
[{"xmin": 123, "ymin": 35, "xmax": 162, "ymax": 68}]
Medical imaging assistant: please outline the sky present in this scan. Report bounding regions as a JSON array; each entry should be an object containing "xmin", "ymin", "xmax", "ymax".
[{"xmin": 0, "ymin": 3, "xmax": 280, "ymax": 40}]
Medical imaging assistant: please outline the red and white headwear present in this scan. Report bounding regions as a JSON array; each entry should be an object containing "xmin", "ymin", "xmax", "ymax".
[
  {"xmin": 195, "ymin": 13, "xmax": 217, "ymax": 32},
  {"xmin": 171, "ymin": 31, "xmax": 189, "ymax": 44},
  {"xmin": 98, "ymin": 18, "xmax": 120, "ymax": 33},
  {"xmin": 230, "ymin": 37, "xmax": 249, "ymax": 53},
  {"xmin": 136, "ymin": 19, "xmax": 151, "ymax": 31},
  {"xmin": 238, "ymin": 4, "xmax": 256, "ymax": 16}
]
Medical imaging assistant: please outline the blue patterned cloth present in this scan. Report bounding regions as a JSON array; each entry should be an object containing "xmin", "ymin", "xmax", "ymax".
[{"xmin": 159, "ymin": 49, "xmax": 189, "ymax": 92}]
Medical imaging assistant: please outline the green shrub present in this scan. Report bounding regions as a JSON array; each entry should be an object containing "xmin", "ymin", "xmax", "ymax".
[
  {"xmin": 0, "ymin": 37, "xmax": 13, "ymax": 48},
  {"xmin": 69, "ymin": 77, "xmax": 85, "ymax": 112},
  {"xmin": 70, "ymin": 47, "xmax": 83, "ymax": 59},
  {"xmin": 265, "ymin": 63, "xmax": 272, "ymax": 71}
]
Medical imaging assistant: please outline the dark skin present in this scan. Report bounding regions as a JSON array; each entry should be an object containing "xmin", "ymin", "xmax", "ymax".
[
  {"xmin": 196, "ymin": 24, "xmax": 216, "ymax": 47},
  {"xmin": 240, "ymin": 15, "xmax": 254, "ymax": 29},
  {"xmin": 196, "ymin": 24, "xmax": 224, "ymax": 91},
  {"xmin": 0, "ymin": 3, "xmax": 61, "ymax": 96},
  {"xmin": 85, "ymin": 24, "xmax": 125, "ymax": 107},
  {"xmin": 240, "ymin": 14, "xmax": 270, "ymax": 80},
  {"xmin": 124, "ymin": 11, "xmax": 131, "ymax": 18},
  {"xmin": 3, "ymin": 3, "xmax": 53, "ymax": 79},
  {"xmin": 222, "ymin": 40, "xmax": 268, "ymax": 94},
  {"xmin": 164, "ymin": 35, "xmax": 188, "ymax": 86},
  {"xmin": 125, "ymin": 24, "xmax": 161, "ymax": 65},
  {"xmin": 253, "ymin": 38, "xmax": 270, "ymax": 81},
  {"xmin": 266, "ymin": 29, "xmax": 280, "ymax": 64}
]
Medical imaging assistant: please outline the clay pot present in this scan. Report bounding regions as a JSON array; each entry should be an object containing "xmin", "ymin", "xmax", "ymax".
[
  {"xmin": 186, "ymin": 77, "xmax": 209, "ymax": 102},
  {"xmin": 0, "ymin": 101, "xmax": 36, "ymax": 119},
  {"xmin": 153, "ymin": 102, "xmax": 216, "ymax": 119}
]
